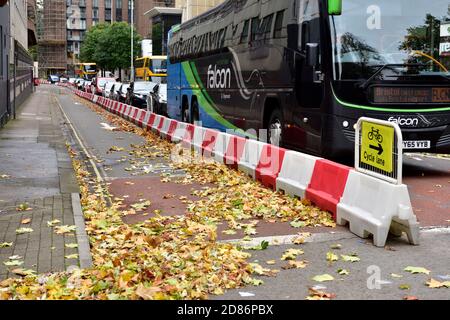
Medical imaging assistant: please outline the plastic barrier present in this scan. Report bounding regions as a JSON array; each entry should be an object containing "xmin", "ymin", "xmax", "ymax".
[
  {"xmin": 73, "ymin": 89, "xmax": 420, "ymax": 247},
  {"xmin": 238, "ymin": 139, "xmax": 264, "ymax": 178},
  {"xmin": 255, "ymin": 145, "xmax": 286, "ymax": 190},
  {"xmin": 276, "ymin": 151, "xmax": 321, "ymax": 199},
  {"xmin": 224, "ymin": 135, "xmax": 247, "ymax": 170},
  {"xmin": 337, "ymin": 170, "xmax": 420, "ymax": 247},
  {"xmin": 305, "ymin": 159, "xmax": 351, "ymax": 219}
]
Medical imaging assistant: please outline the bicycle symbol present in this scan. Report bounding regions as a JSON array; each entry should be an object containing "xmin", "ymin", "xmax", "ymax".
[{"xmin": 368, "ymin": 127, "xmax": 383, "ymax": 144}]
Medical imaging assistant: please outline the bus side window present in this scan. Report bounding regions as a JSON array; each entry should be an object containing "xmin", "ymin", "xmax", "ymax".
[
  {"xmin": 240, "ymin": 20, "xmax": 250, "ymax": 43},
  {"xmin": 273, "ymin": 11, "xmax": 284, "ymax": 39},
  {"xmin": 250, "ymin": 17, "xmax": 261, "ymax": 42}
]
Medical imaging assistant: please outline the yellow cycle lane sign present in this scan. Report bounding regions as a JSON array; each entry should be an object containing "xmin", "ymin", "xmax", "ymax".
[
  {"xmin": 361, "ymin": 121, "xmax": 394, "ymax": 173},
  {"xmin": 356, "ymin": 117, "xmax": 403, "ymax": 184}
]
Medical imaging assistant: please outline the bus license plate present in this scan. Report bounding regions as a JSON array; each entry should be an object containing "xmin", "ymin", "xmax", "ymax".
[{"xmin": 403, "ymin": 140, "xmax": 431, "ymax": 149}]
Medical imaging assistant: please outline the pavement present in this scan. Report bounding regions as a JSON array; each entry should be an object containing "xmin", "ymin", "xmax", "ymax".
[
  {"xmin": 0, "ymin": 86, "xmax": 90, "ymax": 279},
  {"xmin": 2, "ymin": 84, "xmax": 449, "ymax": 300}
]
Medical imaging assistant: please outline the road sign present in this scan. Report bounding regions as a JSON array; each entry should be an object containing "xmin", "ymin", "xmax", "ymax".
[
  {"xmin": 360, "ymin": 121, "xmax": 394, "ymax": 173},
  {"xmin": 355, "ymin": 117, "xmax": 403, "ymax": 185}
]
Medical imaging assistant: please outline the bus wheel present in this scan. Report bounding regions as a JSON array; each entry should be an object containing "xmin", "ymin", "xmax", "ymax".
[{"xmin": 268, "ymin": 109, "xmax": 283, "ymax": 147}]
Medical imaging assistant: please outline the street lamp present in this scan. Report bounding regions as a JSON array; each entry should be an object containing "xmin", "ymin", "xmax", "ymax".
[{"xmin": 130, "ymin": 0, "xmax": 134, "ymax": 82}]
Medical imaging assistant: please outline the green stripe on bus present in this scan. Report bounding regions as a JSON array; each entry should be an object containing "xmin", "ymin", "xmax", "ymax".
[{"xmin": 333, "ymin": 89, "xmax": 450, "ymax": 113}]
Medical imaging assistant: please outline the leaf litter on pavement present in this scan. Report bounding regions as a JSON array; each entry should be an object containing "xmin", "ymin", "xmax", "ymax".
[{"xmin": 1, "ymin": 95, "xmax": 435, "ymax": 300}]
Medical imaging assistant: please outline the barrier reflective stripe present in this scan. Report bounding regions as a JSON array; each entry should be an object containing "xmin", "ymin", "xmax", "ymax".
[
  {"xmin": 238, "ymin": 139, "xmax": 264, "ymax": 177},
  {"xmin": 305, "ymin": 159, "xmax": 351, "ymax": 219},
  {"xmin": 167, "ymin": 120, "xmax": 178, "ymax": 140},
  {"xmin": 156, "ymin": 116, "xmax": 166, "ymax": 133},
  {"xmin": 276, "ymin": 151, "xmax": 321, "ymax": 199},
  {"xmin": 337, "ymin": 170, "xmax": 419, "ymax": 247},
  {"xmin": 182, "ymin": 124, "xmax": 195, "ymax": 148},
  {"xmin": 255, "ymin": 145, "xmax": 286, "ymax": 190},
  {"xmin": 137, "ymin": 110, "xmax": 146, "ymax": 127},
  {"xmin": 192, "ymin": 127, "xmax": 206, "ymax": 153},
  {"xmin": 201, "ymin": 129, "xmax": 219, "ymax": 158},
  {"xmin": 172, "ymin": 122, "xmax": 187, "ymax": 143},
  {"xmin": 147, "ymin": 114, "xmax": 156, "ymax": 130},
  {"xmin": 225, "ymin": 135, "xmax": 247, "ymax": 170}
]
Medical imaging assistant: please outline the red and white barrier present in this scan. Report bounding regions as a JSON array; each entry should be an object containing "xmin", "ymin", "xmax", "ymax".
[{"xmin": 72, "ymin": 89, "xmax": 420, "ymax": 247}]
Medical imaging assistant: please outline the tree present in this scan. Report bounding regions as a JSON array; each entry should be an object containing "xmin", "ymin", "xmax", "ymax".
[
  {"xmin": 80, "ymin": 22, "xmax": 141, "ymax": 76},
  {"xmin": 79, "ymin": 23, "xmax": 109, "ymax": 65}
]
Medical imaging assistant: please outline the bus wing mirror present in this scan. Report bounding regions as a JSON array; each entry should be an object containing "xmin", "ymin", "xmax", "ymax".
[
  {"xmin": 306, "ymin": 43, "xmax": 319, "ymax": 68},
  {"xmin": 328, "ymin": 0, "xmax": 342, "ymax": 16}
]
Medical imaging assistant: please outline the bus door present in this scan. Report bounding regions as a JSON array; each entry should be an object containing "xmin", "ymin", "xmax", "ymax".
[{"xmin": 292, "ymin": 0, "xmax": 324, "ymax": 154}]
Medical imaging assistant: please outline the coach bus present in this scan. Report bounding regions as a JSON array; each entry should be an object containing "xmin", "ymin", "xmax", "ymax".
[
  {"xmin": 167, "ymin": 0, "xmax": 450, "ymax": 158},
  {"xmin": 135, "ymin": 56, "xmax": 168, "ymax": 81},
  {"xmin": 75, "ymin": 63, "xmax": 97, "ymax": 80}
]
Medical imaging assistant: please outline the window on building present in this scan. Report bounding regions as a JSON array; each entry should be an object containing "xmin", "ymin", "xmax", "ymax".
[
  {"xmin": 92, "ymin": 8, "xmax": 99, "ymax": 19},
  {"xmin": 256, "ymin": 14, "xmax": 274, "ymax": 40},
  {"xmin": 0, "ymin": 26, "xmax": 3, "ymax": 77},
  {"xmin": 116, "ymin": 0, "xmax": 122, "ymax": 9},
  {"xmin": 116, "ymin": 9, "xmax": 122, "ymax": 21},
  {"xmin": 273, "ymin": 10, "xmax": 284, "ymax": 39},
  {"xmin": 105, "ymin": 0, "xmax": 111, "ymax": 9},
  {"xmin": 92, "ymin": 0, "xmax": 98, "ymax": 8},
  {"xmin": 105, "ymin": 9, "xmax": 111, "ymax": 21},
  {"xmin": 240, "ymin": 20, "xmax": 249, "ymax": 44}
]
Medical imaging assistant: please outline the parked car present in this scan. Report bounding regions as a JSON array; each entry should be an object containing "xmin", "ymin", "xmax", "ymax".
[
  {"xmin": 91, "ymin": 77, "xmax": 116, "ymax": 96},
  {"xmin": 115, "ymin": 83, "xmax": 130, "ymax": 102},
  {"xmin": 60, "ymin": 77, "xmax": 68, "ymax": 83},
  {"xmin": 75, "ymin": 79, "xmax": 85, "ymax": 90},
  {"xmin": 84, "ymin": 81, "xmax": 92, "ymax": 92},
  {"xmin": 102, "ymin": 81, "xmax": 116, "ymax": 98},
  {"xmin": 146, "ymin": 83, "xmax": 167, "ymax": 115},
  {"xmin": 48, "ymin": 75, "xmax": 59, "ymax": 84},
  {"xmin": 129, "ymin": 81, "xmax": 157, "ymax": 109},
  {"xmin": 109, "ymin": 82, "xmax": 120, "ymax": 100},
  {"xmin": 68, "ymin": 78, "xmax": 77, "ymax": 86}
]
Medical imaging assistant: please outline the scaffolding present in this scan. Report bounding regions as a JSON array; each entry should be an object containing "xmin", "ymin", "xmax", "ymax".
[{"xmin": 38, "ymin": 0, "xmax": 67, "ymax": 76}]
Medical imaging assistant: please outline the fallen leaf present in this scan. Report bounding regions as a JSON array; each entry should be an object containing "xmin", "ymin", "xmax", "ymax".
[
  {"xmin": 404, "ymin": 266, "xmax": 430, "ymax": 275},
  {"xmin": 21, "ymin": 218, "xmax": 31, "ymax": 224},
  {"xmin": 11, "ymin": 268, "xmax": 36, "ymax": 276},
  {"xmin": 426, "ymin": 278, "xmax": 450, "ymax": 289},
  {"xmin": 54, "ymin": 225, "xmax": 77, "ymax": 234},
  {"xmin": 65, "ymin": 243, "xmax": 79, "ymax": 249},
  {"xmin": 399, "ymin": 284, "xmax": 411, "ymax": 290},
  {"xmin": 8, "ymin": 255, "xmax": 22, "ymax": 260},
  {"xmin": 327, "ymin": 251, "xmax": 339, "ymax": 263},
  {"xmin": 330, "ymin": 244, "xmax": 342, "ymax": 250},
  {"xmin": 3, "ymin": 260, "xmax": 23, "ymax": 266},
  {"xmin": 16, "ymin": 228, "xmax": 33, "ymax": 234},
  {"xmin": 135, "ymin": 284, "xmax": 162, "ymax": 300},
  {"xmin": 290, "ymin": 220, "xmax": 306, "ymax": 228},
  {"xmin": 341, "ymin": 254, "xmax": 360, "ymax": 262},
  {"xmin": 16, "ymin": 204, "xmax": 32, "ymax": 211},
  {"xmin": 312, "ymin": 274, "xmax": 334, "ymax": 282},
  {"xmin": 337, "ymin": 269, "xmax": 349, "ymax": 275},
  {"xmin": 391, "ymin": 273, "xmax": 403, "ymax": 278},
  {"xmin": 65, "ymin": 254, "xmax": 79, "ymax": 259},
  {"xmin": 0, "ymin": 242, "xmax": 13, "ymax": 248},
  {"xmin": 266, "ymin": 260, "xmax": 276, "ymax": 265},
  {"xmin": 222, "ymin": 229, "xmax": 237, "ymax": 235},
  {"xmin": 306, "ymin": 287, "xmax": 336, "ymax": 300},
  {"xmin": 47, "ymin": 219, "xmax": 61, "ymax": 227},
  {"xmin": 130, "ymin": 200, "xmax": 151, "ymax": 212},
  {"xmin": 281, "ymin": 248, "xmax": 304, "ymax": 261}
]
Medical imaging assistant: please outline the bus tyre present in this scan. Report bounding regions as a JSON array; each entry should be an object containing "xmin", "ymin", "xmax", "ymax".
[{"xmin": 268, "ymin": 109, "xmax": 284, "ymax": 147}]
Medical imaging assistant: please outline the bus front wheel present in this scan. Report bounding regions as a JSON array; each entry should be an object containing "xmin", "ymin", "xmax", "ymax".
[{"xmin": 268, "ymin": 109, "xmax": 284, "ymax": 147}]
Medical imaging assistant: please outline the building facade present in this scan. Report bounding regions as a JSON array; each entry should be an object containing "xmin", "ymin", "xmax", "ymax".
[{"xmin": 0, "ymin": 0, "xmax": 36, "ymax": 127}]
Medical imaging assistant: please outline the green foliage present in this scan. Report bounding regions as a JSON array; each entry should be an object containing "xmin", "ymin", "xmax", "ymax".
[{"xmin": 80, "ymin": 22, "xmax": 142, "ymax": 71}]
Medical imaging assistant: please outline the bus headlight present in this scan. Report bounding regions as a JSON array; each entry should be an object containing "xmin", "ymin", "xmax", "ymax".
[{"xmin": 342, "ymin": 121, "xmax": 349, "ymax": 128}]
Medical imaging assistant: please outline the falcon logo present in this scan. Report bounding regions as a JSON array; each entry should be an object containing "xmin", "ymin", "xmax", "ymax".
[
  {"xmin": 207, "ymin": 65, "xmax": 231, "ymax": 89},
  {"xmin": 388, "ymin": 117, "xmax": 419, "ymax": 127}
]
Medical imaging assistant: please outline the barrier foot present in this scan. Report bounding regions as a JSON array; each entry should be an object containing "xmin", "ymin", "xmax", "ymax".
[{"xmin": 390, "ymin": 219, "xmax": 420, "ymax": 246}]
